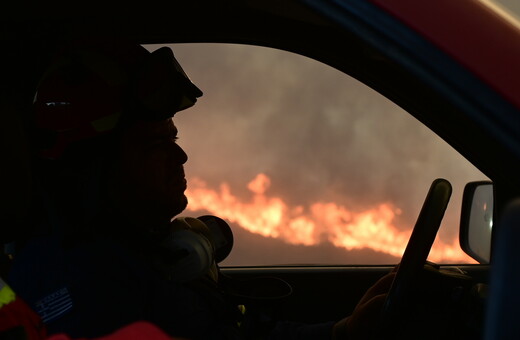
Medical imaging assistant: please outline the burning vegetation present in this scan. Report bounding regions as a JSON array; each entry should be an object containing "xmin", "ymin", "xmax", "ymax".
[{"xmin": 186, "ymin": 173, "xmax": 473, "ymax": 264}]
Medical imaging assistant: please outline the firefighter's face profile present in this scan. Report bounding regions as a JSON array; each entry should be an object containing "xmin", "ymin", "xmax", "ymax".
[{"xmin": 109, "ymin": 118, "xmax": 189, "ymax": 226}]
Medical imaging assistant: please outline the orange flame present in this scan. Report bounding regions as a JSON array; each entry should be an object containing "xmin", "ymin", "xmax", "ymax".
[{"xmin": 186, "ymin": 173, "xmax": 473, "ymax": 263}]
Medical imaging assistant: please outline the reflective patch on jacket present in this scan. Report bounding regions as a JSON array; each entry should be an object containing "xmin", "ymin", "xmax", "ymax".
[
  {"xmin": 34, "ymin": 287, "xmax": 73, "ymax": 323},
  {"xmin": 0, "ymin": 277, "xmax": 16, "ymax": 307}
]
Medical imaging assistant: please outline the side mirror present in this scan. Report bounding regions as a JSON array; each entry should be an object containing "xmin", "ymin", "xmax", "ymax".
[{"xmin": 460, "ymin": 181, "xmax": 494, "ymax": 264}]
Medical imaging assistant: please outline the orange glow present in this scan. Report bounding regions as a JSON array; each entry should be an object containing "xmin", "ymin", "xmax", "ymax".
[{"xmin": 186, "ymin": 173, "xmax": 473, "ymax": 263}]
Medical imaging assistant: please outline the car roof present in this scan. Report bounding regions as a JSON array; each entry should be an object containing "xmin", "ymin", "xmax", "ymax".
[{"xmin": 373, "ymin": 0, "xmax": 520, "ymax": 110}]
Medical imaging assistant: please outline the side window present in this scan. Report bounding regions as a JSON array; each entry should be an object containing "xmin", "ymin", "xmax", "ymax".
[{"xmin": 147, "ymin": 44, "xmax": 488, "ymax": 266}]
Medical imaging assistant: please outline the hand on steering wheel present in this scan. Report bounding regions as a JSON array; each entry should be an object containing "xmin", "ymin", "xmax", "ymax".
[{"xmin": 333, "ymin": 179, "xmax": 452, "ymax": 340}]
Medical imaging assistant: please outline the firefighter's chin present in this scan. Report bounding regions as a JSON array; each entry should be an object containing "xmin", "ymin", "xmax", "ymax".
[{"xmin": 170, "ymin": 194, "xmax": 188, "ymax": 218}]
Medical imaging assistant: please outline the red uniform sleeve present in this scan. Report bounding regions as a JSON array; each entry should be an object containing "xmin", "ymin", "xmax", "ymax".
[{"xmin": 46, "ymin": 321, "xmax": 190, "ymax": 340}]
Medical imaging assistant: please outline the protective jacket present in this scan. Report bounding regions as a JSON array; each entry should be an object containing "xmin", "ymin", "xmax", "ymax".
[{"xmin": 9, "ymin": 217, "xmax": 334, "ymax": 340}]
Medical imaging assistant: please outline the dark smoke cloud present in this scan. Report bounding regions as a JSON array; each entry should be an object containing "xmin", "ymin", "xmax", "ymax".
[{"xmin": 147, "ymin": 43, "xmax": 488, "ymax": 264}]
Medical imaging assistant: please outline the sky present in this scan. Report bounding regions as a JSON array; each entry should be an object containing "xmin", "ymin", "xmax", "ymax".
[{"xmin": 145, "ymin": 1, "xmax": 517, "ymax": 265}]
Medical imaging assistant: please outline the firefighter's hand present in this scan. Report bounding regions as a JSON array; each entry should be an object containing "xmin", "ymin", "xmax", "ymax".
[{"xmin": 332, "ymin": 271, "xmax": 396, "ymax": 339}]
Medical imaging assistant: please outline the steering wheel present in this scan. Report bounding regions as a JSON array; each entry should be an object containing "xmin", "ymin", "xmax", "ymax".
[{"xmin": 378, "ymin": 178, "xmax": 452, "ymax": 335}]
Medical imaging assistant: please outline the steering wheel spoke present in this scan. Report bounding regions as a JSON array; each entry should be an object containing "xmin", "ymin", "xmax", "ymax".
[{"xmin": 379, "ymin": 178, "xmax": 452, "ymax": 336}]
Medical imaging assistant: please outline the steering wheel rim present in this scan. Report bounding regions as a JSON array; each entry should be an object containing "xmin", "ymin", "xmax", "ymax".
[{"xmin": 379, "ymin": 178, "xmax": 452, "ymax": 334}]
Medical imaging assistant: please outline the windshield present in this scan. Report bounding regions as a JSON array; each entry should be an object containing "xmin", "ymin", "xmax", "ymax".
[{"xmin": 147, "ymin": 43, "xmax": 489, "ymax": 266}]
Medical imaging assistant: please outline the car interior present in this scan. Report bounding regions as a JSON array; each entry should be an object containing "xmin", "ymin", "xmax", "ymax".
[{"xmin": 2, "ymin": 1, "xmax": 520, "ymax": 339}]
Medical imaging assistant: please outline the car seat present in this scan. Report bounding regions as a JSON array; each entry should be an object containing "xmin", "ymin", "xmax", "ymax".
[{"xmin": 484, "ymin": 198, "xmax": 520, "ymax": 339}]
